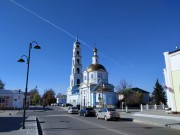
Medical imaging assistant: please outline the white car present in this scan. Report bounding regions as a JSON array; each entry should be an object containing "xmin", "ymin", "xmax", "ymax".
[
  {"xmin": 96, "ymin": 108, "xmax": 120, "ymax": 121},
  {"xmin": 67, "ymin": 106, "xmax": 79, "ymax": 114}
]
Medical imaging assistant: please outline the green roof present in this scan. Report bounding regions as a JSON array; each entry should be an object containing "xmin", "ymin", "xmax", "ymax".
[{"xmin": 130, "ymin": 87, "xmax": 149, "ymax": 93}]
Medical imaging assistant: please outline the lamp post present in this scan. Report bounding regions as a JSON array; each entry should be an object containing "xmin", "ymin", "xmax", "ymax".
[
  {"xmin": 102, "ymin": 83, "xmax": 105, "ymax": 108},
  {"xmin": 17, "ymin": 41, "xmax": 41, "ymax": 129}
]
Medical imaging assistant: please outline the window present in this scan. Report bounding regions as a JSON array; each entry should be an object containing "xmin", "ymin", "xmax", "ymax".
[
  {"xmin": 77, "ymin": 68, "xmax": 80, "ymax": 73},
  {"xmin": 84, "ymin": 76, "xmax": 86, "ymax": 80},
  {"xmin": 77, "ymin": 59, "xmax": 79, "ymax": 64},
  {"xmin": 77, "ymin": 79, "xmax": 80, "ymax": 85},
  {"xmin": 77, "ymin": 51, "xmax": 79, "ymax": 56},
  {"xmin": 91, "ymin": 74, "xmax": 93, "ymax": 79}
]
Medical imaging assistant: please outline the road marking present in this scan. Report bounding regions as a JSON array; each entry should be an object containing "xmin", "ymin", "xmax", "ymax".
[
  {"xmin": 68, "ymin": 115, "xmax": 128, "ymax": 135},
  {"xmin": 133, "ymin": 114, "xmax": 180, "ymax": 121}
]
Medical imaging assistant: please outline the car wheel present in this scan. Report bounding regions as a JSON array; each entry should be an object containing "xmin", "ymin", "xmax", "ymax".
[
  {"xmin": 97, "ymin": 115, "xmax": 99, "ymax": 119},
  {"xmin": 104, "ymin": 116, "xmax": 108, "ymax": 121}
]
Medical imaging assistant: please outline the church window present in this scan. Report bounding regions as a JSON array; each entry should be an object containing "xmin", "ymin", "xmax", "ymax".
[
  {"xmin": 91, "ymin": 74, "xmax": 93, "ymax": 79},
  {"xmin": 77, "ymin": 79, "xmax": 80, "ymax": 86},
  {"xmin": 84, "ymin": 76, "xmax": 86, "ymax": 80},
  {"xmin": 77, "ymin": 59, "xmax": 79, "ymax": 64},
  {"xmin": 77, "ymin": 51, "xmax": 79, "ymax": 56},
  {"xmin": 77, "ymin": 68, "xmax": 80, "ymax": 73}
]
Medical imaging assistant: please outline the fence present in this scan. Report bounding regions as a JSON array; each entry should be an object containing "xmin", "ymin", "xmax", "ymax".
[{"xmin": 140, "ymin": 104, "xmax": 168, "ymax": 111}]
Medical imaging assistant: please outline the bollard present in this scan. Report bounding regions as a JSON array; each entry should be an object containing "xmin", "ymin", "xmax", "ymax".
[
  {"xmin": 146, "ymin": 104, "xmax": 149, "ymax": 110},
  {"xmin": 162, "ymin": 104, "xmax": 165, "ymax": 110},
  {"xmin": 125, "ymin": 106, "xmax": 128, "ymax": 113},
  {"xmin": 140, "ymin": 104, "xmax": 143, "ymax": 111},
  {"xmin": 155, "ymin": 104, "xmax": 157, "ymax": 110}
]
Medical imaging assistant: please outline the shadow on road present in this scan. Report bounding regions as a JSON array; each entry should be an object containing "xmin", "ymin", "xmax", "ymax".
[
  {"xmin": 0, "ymin": 117, "xmax": 23, "ymax": 132},
  {"xmin": 120, "ymin": 117, "xmax": 133, "ymax": 122}
]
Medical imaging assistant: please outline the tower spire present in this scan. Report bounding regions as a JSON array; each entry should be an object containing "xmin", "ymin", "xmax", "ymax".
[{"xmin": 92, "ymin": 48, "xmax": 98, "ymax": 64}]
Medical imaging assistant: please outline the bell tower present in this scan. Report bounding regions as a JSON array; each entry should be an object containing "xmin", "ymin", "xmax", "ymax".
[{"xmin": 70, "ymin": 37, "xmax": 83, "ymax": 88}]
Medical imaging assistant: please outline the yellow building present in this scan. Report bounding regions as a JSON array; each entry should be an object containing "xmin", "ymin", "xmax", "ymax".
[{"xmin": 164, "ymin": 49, "xmax": 180, "ymax": 113}]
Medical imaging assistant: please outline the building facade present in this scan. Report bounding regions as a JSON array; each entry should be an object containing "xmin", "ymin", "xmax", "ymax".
[
  {"xmin": 164, "ymin": 49, "xmax": 180, "ymax": 113},
  {"xmin": 67, "ymin": 39, "xmax": 117, "ymax": 107},
  {"xmin": 0, "ymin": 89, "xmax": 24, "ymax": 108}
]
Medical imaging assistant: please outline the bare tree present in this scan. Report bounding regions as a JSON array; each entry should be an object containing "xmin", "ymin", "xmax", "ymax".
[
  {"xmin": 116, "ymin": 79, "xmax": 132, "ymax": 93},
  {"xmin": 116, "ymin": 79, "xmax": 132, "ymax": 106}
]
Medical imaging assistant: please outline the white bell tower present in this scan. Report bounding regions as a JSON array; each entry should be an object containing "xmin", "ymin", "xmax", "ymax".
[
  {"xmin": 70, "ymin": 38, "xmax": 83, "ymax": 88},
  {"xmin": 67, "ymin": 38, "xmax": 83, "ymax": 103}
]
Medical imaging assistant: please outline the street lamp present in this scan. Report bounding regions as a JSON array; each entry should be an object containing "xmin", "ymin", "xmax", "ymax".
[
  {"xmin": 17, "ymin": 41, "xmax": 41, "ymax": 129},
  {"xmin": 102, "ymin": 83, "xmax": 105, "ymax": 108}
]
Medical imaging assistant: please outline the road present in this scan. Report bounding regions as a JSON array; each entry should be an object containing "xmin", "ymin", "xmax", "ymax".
[{"xmin": 16, "ymin": 106, "xmax": 180, "ymax": 135}]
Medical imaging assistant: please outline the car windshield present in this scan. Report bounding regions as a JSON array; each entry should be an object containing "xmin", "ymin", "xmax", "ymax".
[
  {"xmin": 86, "ymin": 108, "xmax": 94, "ymax": 110},
  {"xmin": 107, "ymin": 108, "xmax": 116, "ymax": 111}
]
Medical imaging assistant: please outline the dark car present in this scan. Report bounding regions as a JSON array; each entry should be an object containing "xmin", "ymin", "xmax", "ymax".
[
  {"xmin": 79, "ymin": 107, "xmax": 96, "ymax": 117},
  {"xmin": 62, "ymin": 103, "xmax": 73, "ymax": 107}
]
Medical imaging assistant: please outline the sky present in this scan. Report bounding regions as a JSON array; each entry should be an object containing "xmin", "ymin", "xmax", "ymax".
[{"xmin": 0, "ymin": 0, "xmax": 180, "ymax": 96}]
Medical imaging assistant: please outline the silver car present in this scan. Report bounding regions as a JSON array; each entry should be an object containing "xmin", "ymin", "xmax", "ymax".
[
  {"xmin": 67, "ymin": 106, "xmax": 79, "ymax": 114},
  {"xmin": 96, "ymin": 108, "xmax": 120, "ymax": 121}
]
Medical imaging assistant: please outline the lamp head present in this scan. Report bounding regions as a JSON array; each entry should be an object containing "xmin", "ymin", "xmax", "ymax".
[
  {"xmin": 17, "ymin": 58, "xmax": 25, "ymax": 63},
  {"xmin": 34, "ymin": 45, "xmax": 41, "ymax": 49}
]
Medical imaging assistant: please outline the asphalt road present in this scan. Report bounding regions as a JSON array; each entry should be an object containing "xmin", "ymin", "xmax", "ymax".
[{"xmin": 16, "ymin": 106, "xmax": 180, "ymax": 135}]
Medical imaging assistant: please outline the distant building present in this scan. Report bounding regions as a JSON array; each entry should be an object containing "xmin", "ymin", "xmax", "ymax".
[
  {"xmin": 56, "ymin": 95, "xmax": 67, "ymax": 105},
  {"xmin": 0, "ymin": 89, "xmax": 24, "ymax": 108},
  {"xmin": 130, "ymin": 87, "xmax": 150, "ymax": 104},
  {"xmin": 118, "ymin": 87, "xmax": 149, "ymax": 106},
  {"xmin": 164, "ymin": 49, "xmax": 180, "ymax": 113}
]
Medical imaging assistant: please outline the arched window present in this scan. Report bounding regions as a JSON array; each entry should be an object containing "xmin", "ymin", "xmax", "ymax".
[
  {"xmin": 77, "ymin": 79, "xmax": 80, "ymax": 86},
  {"xmin": 84, "ymin": 76, "xmax": 86, "ymax": 80},
  {"xmin": 77, "ymin": 68, "xmax": 80, "ymax": 74},
  {"xmin": 77, "ymin": 51, "xmax": 79, "ymax": 56},
  {"xmin": 77, "ymin": 59, "xmax": 79, "ymax": 64}
]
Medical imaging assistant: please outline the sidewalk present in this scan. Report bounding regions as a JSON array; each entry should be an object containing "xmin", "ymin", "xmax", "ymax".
[
  {"xmin": 119, "ymin": 109, "xmax": 180, "ymax": 130},
  {"xmin": 0, "ymin": 110, "xmax": 38, "ymax": 135}
]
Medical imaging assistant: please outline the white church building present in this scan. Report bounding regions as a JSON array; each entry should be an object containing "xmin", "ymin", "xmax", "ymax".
[{"xmin": 67, "ymin": 39, "xmax": 117, "ymax": 108}]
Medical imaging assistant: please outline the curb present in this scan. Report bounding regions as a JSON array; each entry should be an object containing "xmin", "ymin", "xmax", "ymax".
[{"xmin": 36, "ymin": 117, "xmax": 43, "ymax": 135}]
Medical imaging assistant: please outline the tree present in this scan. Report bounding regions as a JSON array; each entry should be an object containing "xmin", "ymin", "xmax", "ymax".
[
  {"xmin": 29, "ymin": 87, "xmax": 41, "ymax": 105},
  {"xmin": 116, "ymin": 79, "xmax": 132, "ymax": 106},
  {"xmin": 152, "ymin": 79, "xmax": 167, "ymax": 105},
  {"xmin": 43, "ymin": 89, "xmax": 56, "ymax": 106},
  {"xmin": 0, "ymin": 79, "xmax": 5, "ymax": 89},
  {"xmin": 32, "ymin": 93, "xmax": 41, "ymax": 106}
]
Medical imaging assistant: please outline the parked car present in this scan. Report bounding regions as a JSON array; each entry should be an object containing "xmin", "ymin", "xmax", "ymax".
[
  {"xmin": 79, "ymin": 107, "xmax": 96, "ymax": 117},
  {"xmin": 67, "ymin": 106, "xmax": 79, "ymax": 114},
  {"xmin": 63, "ymin": 103, "xmax": 73, "ymax": 107},
  {"xmin": 96, "ymin": 107, "xmax": 120, "ymax": 121}
]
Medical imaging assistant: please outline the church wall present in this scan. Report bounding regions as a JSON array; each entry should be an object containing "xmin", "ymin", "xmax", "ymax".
[{"xmin": 69, "ymin": 94, "xmax": 79, "ymax": 106}]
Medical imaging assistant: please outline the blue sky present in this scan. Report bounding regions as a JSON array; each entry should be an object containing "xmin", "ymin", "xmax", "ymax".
[{"xmin": 0, "ymin": 0, "xmax": 180, "ymax": 96}]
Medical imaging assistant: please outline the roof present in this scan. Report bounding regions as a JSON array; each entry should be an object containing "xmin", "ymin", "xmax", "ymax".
[
  {"xmin": 130, "ymin": 87, "xmax": 150, "ymax": 93},
  {"xmin": 169, "ymin": 49, "xmax": 180, "ymax": 54},
  {"xmin": 0, "ymin": 89, "xmax": 24, "ymax": 94},
  {"xmin": 86, "ymin": 64, "xmax": 107, "ymax": 72}
]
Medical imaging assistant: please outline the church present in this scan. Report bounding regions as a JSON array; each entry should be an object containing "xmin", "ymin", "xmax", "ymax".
[{"xmin": 67, "ymin": 39, "xmax": 117, "ymax": 108}]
